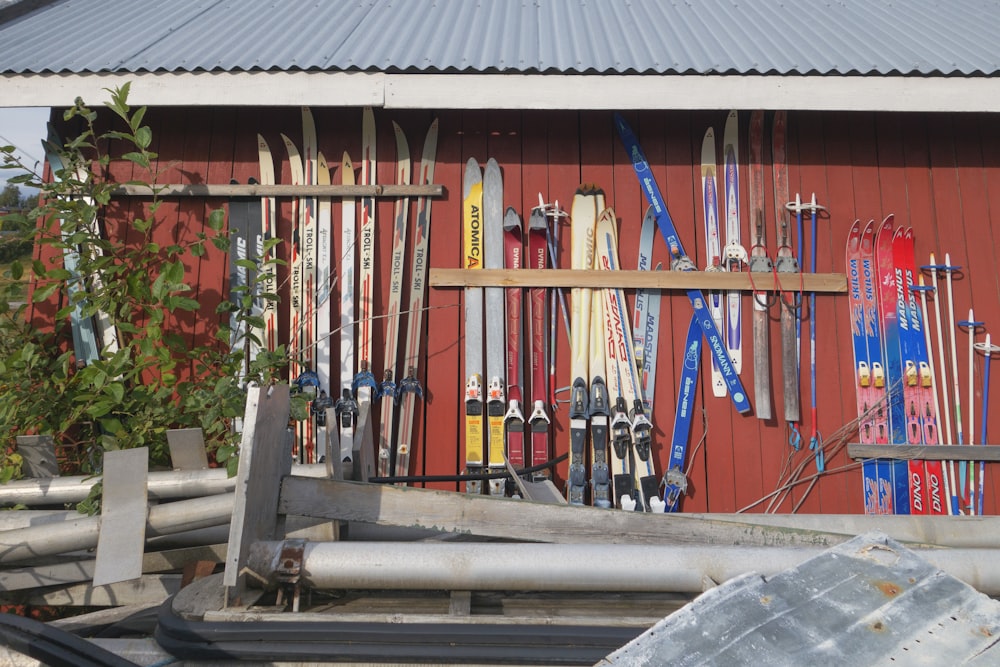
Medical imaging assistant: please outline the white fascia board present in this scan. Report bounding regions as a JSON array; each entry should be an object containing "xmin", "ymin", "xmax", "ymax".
[
  {"xmin": 2, "ymin": 71, "xmax": 999, "ymax": 112},
  {"xmin": 0, "ymin": 71, "xmax": 386, "ymax": 108}
]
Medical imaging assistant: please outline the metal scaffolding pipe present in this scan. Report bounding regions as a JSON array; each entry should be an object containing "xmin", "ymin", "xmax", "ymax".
[
  {"xmin": 0, "ymin": 464, "xmax": 327, "ymax": 507},
  {"xmin": 0, "ymin": 494, "xmax": 235, "ymax": 564},
  {"xmin": 246, "ymin": 541, "xmax": 1000, "ymax": 595}
]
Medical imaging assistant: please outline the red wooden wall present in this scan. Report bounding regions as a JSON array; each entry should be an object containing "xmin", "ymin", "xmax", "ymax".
[{"xmin": 35, "ymin": 107, "xmax": 1000, "ymax": 515}]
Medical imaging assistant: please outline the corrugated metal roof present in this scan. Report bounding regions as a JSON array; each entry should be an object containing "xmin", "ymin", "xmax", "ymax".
[{"xmin": 1, "ymin": 0, "xmax": 998, "ymax": 77}]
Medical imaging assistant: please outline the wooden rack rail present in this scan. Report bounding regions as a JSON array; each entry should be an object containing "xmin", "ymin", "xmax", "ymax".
[
  {"xmin": 848, "ymin": 444, "xmax": 1000, "ymax": 462},
  {"xmin": 110, "ymin": 184, "xmax": 444, "ymax": 198},
  {"xmin": 429, "ymin": 268, "xmax": 847, "ymax": 293}
]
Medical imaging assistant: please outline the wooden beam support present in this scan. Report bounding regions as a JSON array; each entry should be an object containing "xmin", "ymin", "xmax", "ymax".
[
  {"xmin": 429, "ymin": 268, "xmax": 846, "ymax": 293},
  {"xmin": 110, "ymin": 183, "xmax": 444, "ymax": 198},
  {"xmin": 279, "ymin": 477, "xmax": 879, "ymax": 549},
  {"xmin": 848, "ymin": 443, "xmax": 1000, "ymax": 461}
]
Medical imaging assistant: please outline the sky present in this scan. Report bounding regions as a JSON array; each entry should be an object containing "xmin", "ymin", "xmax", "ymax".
[{"xmin": 0, "ymin": 106, "xmax": 50, "ymax": 192}]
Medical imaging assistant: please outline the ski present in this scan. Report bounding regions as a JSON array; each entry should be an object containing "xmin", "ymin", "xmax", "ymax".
[
  {"xmin": 701, "ymin": 127, "xmax": 726, "ymax": 398},
  {"xmin": 847, "ymin": 220, "xmax": 887, "ymax": 514},
  {"xmin": 482, "ymin": 159, "xmax": 506, "ymax": 497},
  {"xmin": 334, "ymin": 151, "xmax": 359, "ymax": 465},
  {"xmin": 663, "ymin": 316, "xmax": 702, "ymax": 512},
  {"xmin": 353, "ymin": 107, "xmax": 379, "ymax": 465},
  {"xmin": 280, "ymin": 133, "xmax": 307, "ymax": 462},
  {"xmin": 567, "ymin": 185, "xmax": 599, "ymax": 505},
  {"xmin": 772, "ymin": 111, "xmax": 800, "ymax": 423},
  {"xmin": 874, "ymin": 217, "xmax": 909, "ymax": 513},
  {"xmin": 462, "ymin": 158, "xmax": 485, "ymax": 494},
  {"xmin": 596, "ymin": 206, "xmax": 657, "ymax": 510},
  {"xmin": 245, "ymin": 173, "xmax": 265, "ymax": 368},
  {"xmin": 747, "ymin": 110, "xmax": 773, "ymax": 420},
  {"xmin": 300, "ymin": 108, "xmax": 319, "ymax": 461},
  {"xmin": 219, "ymin": 182, "xmax": 248, "ymax": 364},
  {"xmin": 395, "ymin": 118, "xmax": 438, "ymax": 481},
  {"xmin": 314, "ymin": 152, "xmax": 333, "ymax": 461},
  {"xmin": 376, "ymin": 123, "xmax": 411, "ymax": 478},
  {"xmin": 503, "ymin": 206, "xmax": 526, "ymax": 490},
  {"xmin": 633, "ymin": 207, "xmax": 661, "ymax": 416},
  {"xmin": 589, "ymin": 218, "xmax": 611, "ymax": 508},
  {"xmin": 42, "ymin": 130, "xmax": 101, "ymax": 367},
  {"xmin": 903, "ymin": 241, "xmax": 945, "ymax": 514},
  {"xmin": 892, "ymin": 227, "xmax": 926, "ymax": 512},
  {"xmin": 256, "ymin": 135, "xmax": 279, "ymax": 356},
  {"xmin": 527, "ymin": 204, "xmax": 552, "ymax": 482},
  {"xmin": 614, "ymin": 113, "xmax": 751, "ymax": 415},
  {"xmin": 722, "ymin": 110, "xmax": 747, "ymax": 375}
]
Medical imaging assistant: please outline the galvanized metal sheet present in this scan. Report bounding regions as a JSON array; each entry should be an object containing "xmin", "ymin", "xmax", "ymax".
[
  {"xmin": 0, "ymin": 0, "xmax": 997, "ymax": 77},
  {"xmin": 93, "ymin": 447, "xmax": 149, "ymax": 586},
  {"xmin": 165, "ymin": 427, "xmax": 209, "ymax": 470},
  {"xmin": 599, "ymin": 531, "xmax": 1000, "ymax": 666},
  {"xmin": 15, "ymin": 435, "xmax": 59, "ymax": 478}
]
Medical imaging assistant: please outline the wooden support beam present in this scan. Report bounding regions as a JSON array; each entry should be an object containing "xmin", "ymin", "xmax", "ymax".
[
  {"xmin": 278, "ymin": 477, "xmax": 883, "ymax": 549},
  {"xmin": 848, "ymin": 443, "xmax": 1000, "ymax": 461},
  {"xmin": 429, "ymin": 268, "xmax": 846, "ymax": 293},
  {"xmin": 110, "ymin": 183, "xmax": 444, "ymax": 198},
  {"xmin": 223, "ymin": 384, "xmax": 292, "ymax": 607}
]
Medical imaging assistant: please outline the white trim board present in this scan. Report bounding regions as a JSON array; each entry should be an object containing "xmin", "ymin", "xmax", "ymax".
[{"xmin": 3, "ymin": 71, "xmax": 999, "ymax": 112}]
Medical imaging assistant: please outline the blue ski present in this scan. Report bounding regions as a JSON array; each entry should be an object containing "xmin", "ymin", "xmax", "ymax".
[
  {"xmin": 614, "ymin": 113, "xmax": 751, "ymax": 414},
  {"xmin": 663, "ymin": 316, "xmax": 702, "ymax": 512}
]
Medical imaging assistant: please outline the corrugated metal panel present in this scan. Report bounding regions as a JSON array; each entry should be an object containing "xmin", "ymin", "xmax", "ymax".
[
  {"xmin": 1, "ymin": 0, "xmax": 999, "ymax": 76},
  {"xmin": 600, "ymin": 532, "xmax": 1000, "ymax": 665}
]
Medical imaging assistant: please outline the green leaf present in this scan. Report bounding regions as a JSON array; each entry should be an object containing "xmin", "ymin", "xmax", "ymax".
[
  {"xmin": 107, "ymin": 382, "xmax": 125, "ymax": 403},
  {"xmin": 134, "ymin": 126, "xmax": 152, "ymax": 149},
  {"xmin": 10, "ymin": 261, "xmax": 23, "ymax": 281},
  {"xmin": 122, "ymin": 152, "xmax": 150, "ymax": 169},
  {"xmin": 163, "ymin": 260, "xmax": 185, "ymax": 285},
  {"xmin": 208, "ymin": 208, "xmax": 226, "ymax": 232},
  {"xmin": 31, "ymin": 282, "xmax": 59, "ymax": 303}
]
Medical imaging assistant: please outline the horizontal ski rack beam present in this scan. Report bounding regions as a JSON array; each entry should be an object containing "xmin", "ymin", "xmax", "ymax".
[
  {"xmin": 430, "ymin": 268, "xmax": 846, "ymax": 293},
  {"xmin": 109, "ymin": 184, "xmax": 444, "ymax": 198},
  {"xmin": 848, "ymin": 444, "xmax": 1000, "ymax": 462}
]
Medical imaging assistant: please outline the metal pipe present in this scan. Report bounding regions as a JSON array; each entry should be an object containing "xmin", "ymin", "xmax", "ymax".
[
  {"xmin": 246, "ymin": 541, "xmax": 1000, "ymax": 595},
  {"xmin": 0, "ymin": 494, "xmax": 235, "ymax": 564},
  {"xmin": 0, "ymin": 464, "xmax": 328, "ymax": 507}
]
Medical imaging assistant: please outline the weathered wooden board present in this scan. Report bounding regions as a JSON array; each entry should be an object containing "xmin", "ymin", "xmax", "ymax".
[
  {"xmin": 279, "ymin": 477, "xmax": 864, "ymax": 548},
  {"xmin": 848, "ymin": 444, "xmax": 1000, "ymax": 461},
  {"xmin": 223, "ymin": 384, "xmax": 291, "ymax": 604},
  {"xmin": 430, "ymin": 267, "xmax": 846, "ymax": 292}
]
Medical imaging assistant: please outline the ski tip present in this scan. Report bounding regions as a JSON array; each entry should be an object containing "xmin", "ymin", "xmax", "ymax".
[{"xmin": 503, "ymin": 206, "xmax": 521, "ymax": 232}]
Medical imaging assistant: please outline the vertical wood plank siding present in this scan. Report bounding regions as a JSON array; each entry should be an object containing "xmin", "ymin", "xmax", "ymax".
[{"xmin": 30, "ymin": 108, "xmax": 1000, "ymax": 515}]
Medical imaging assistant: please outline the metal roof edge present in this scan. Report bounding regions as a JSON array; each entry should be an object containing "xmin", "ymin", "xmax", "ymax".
[{"xmin": 3, "ymin": 71, "xmax": 999, "ymax": 113}]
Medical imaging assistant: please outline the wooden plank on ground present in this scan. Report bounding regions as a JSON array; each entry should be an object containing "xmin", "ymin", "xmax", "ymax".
[
  {"xmin": 223, "ymin": 384, "xmax": 291, "ymax": 605},
  {"xmin": 279, "ymin": 477, "xmax": 858, "ymax": 548}
]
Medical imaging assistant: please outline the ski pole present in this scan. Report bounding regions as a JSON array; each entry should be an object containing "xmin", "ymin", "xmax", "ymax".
[
  {"xmin": 923, "ymin": 254, "xmax": 959, "ymax": 514},
  {"xmin": 806, "ymin": 194, "xmax": 828, "ymax": 470},
  {"xmin": 942, "ymin": 255, "xmax": 965, "ymax": 513},
  {"xmin": 973, "ymin": 334, "xmax": 998, "ymax": 516},
  {"xmin": 958, "ymin": 310, "xmax": 983, "ymax": 513}
]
